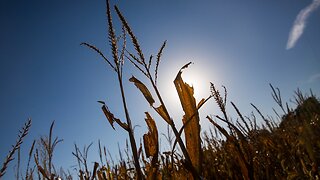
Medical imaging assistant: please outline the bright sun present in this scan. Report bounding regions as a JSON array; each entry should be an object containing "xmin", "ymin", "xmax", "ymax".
[
  {"xmin": 181, "ymin": 68, "xmax": 209, "ymax": 101},
  {"xmin": 159, "ymin": 62, "xmax": 211, "ymax": 116}
]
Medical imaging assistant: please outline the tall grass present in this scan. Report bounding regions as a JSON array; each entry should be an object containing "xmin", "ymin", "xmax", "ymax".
[
  {"xmin": 1, "ymin": 0, "xmax": 320, "ymax": 179},
  {"xmin": 0, "ymin": 119, "xmax": 31, "ymax": 178}
]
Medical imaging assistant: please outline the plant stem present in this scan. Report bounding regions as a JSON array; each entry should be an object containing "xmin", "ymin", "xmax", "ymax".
[{"xmin": 117, "ymin": 73, "xmax": 143, "ymax": 180}]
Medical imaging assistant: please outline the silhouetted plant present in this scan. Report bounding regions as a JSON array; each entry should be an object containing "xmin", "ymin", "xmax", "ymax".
[
  {"xmin": 34, "ymin": 121, "xmax": 63, "ymax": 179},
  {"xmin": 81, "ymin": 0, "xmax": 143, "ymax": 178},
  {"xmin": 0, "ymin": 119, "xmax": 31, "ymax": 178}
]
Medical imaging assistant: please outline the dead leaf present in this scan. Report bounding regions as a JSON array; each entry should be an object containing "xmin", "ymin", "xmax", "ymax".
[
  {"xmin": 197, "ymin": 98, "xmax": 206, "ymax": 109},
  {"xmin": 143, "ymin": 112, "xmax": 158, "ymax": 158},
  {"xmin": 129, "ymin": 76, "xmax": 155, "ymax": 106},
  {"xmin": 101, "ymin": 103, "xmax": 116, "ymax": 130},
  {"xmin": 100, "ymin": 101, "xmax": 129, "ymax": 131},
  {"xmin": 174, "ymin": 64, "xmax": 202, "ymax": 172},
  {"xmin": 155, "ymin": 105, "xmax": 171, "ymax": 124},
  {"xmin": 180, "ymin": 61, "xmax": 193, "ymax": 71}
]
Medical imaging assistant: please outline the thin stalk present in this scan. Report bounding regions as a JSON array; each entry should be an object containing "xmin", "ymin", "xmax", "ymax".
[
  {"xmin": 117, "ymin": 72, "xmax": 143, "ymax": 180},
  {"xmin": 114, "ymin": 3, "xmax": 199, "ymax": 177},
  {"xmin": 0, "ymin": 119, "xmax": 32, "ymax": 178}
]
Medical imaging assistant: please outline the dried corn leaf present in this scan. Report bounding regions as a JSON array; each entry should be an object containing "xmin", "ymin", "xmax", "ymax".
[
  {"xmin": 143, "ymin": 112, "xmax": 158, "ymax": 158},
  {"xmin": 180, "ymin": 61, "xmax": 193, "ymax": 70},
  {"xmin": 97, "ymin": 170, "xmax": 104, "ymax": 180},
  {"xmin": 91, "ymin": 162, "xmax": 99, "ymax": 180},
  {"xmin": 129, "ymin": 76, "xmax": 155, "ymax": 106},
  {"xmin": 143, "ymin": 112, "xmax": 159, "ymax": 179},
  {"xmin": 100, "ymin": 102, "xmax": 115, "ymax": 129},
  {"xmin": 155, "ymin": 105, "xmax": 171, "ymax": 124},
  {"xmin": 207, "ymin": 116, "xmax": 232, "ymax": 141},
  {"xmin": 197, "ymin": 98, "xmax": 206, "ymax": 109},
  {"xmin": 37, "ymin": 165, "xmax": 49, "ymax": 179},
  {"xmin": 99, "ymin": 101, "xmax": 128, "ymax": 130},
  {"xmin": 98, "ymin": 166, "xmax": 110, "ymax": 180},
  {"xmin": 174, "ymin": 63, "xmax": 201, "ymax": 172}
]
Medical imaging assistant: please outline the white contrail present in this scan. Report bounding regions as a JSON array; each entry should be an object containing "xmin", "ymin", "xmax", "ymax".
[{"xmin": 286, "ymin": 0, "xmax": 320, "ymax": 49}]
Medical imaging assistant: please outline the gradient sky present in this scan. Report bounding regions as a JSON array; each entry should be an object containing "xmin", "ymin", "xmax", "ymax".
[{"xmin": 1, "ymin": 0, "xmax": 320, "ymax": 178}]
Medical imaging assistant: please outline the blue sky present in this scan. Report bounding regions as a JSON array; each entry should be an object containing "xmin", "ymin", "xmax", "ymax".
[{"xmin": 1, "ymin": 0, "xmax": 320, "ymax": 177}]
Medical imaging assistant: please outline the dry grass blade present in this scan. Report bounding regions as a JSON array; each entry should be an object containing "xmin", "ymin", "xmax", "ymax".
[
  {"xmin": 25, "ymin": 140, "xmax": 36, "ymax": 180},
  {"xmin": 91, "ymin": 162, "xmax": 99, "ymax": 180},
  {"xmin": 125, "ymin": 49, "xmax": 143, "ymax": 66},
  {"xmin": 197, "ymin": 97, "xmax": 207, "ymax": 109},
  {"xmin": 15, "ymin": 145, "xmax": 21, "ymax": 180},
  {"xmin": 80, "ymin": 42, "xmax": 116, "ymax": 71},
  {"xmin": 154, "ymin": 105, "xmax": 171, "ymax": 124},
  {"xmin": 41, "ymin": 121, "xmax": 63, "ymax": 175},
  {"xmin": 174, "ymin": 63, "xmax": 202, "ymax": 174},
  {"xmin": 124, "ymin": 53, "xmax": 148, "ymax": 77},
  {"xmin": 231, "ymin": 102, "xmax": 250, "ymax": 134},
  {"xmin": 143, "ymin": 113, "xmax": 159, "ymax": 180},
  {"xmin": 99, "ymin": 101, "xmax": 115, "ymax": 129},
  {"xmin": 180, "ymin": 61, "xmax": 193, "ymax": 70},
  {"xmin": 72, "ymin": 144, "xmax": 83, "ymax": 171},
  {"xmin": 98, "ymin": 140, "xmax": 104, "ymax": 166},
  {"xmin": 172, "ymin": 95, "xmax": 212, "ymax": 153},
  {"xmin": 36, "ymin": 165, "xmax": 49, "ymax": 180},
  {"xmin": 155, "ymin": 40, "xmax": 167, "ymax": 85},
  {"xmin": 251, "ymin": 103, "xmax": 274, "ymax": 132},
  {"xmin": 99, "ymin": 101, "xmax": 129, "ymax": 131},
  {"xmin": 206, "ymin": 116, "xmax": 232, "ymax": 141},
  {"xmin": 143, "ymin": 112, "xmax": 159, "ymax": 159},
  {"xmin": 33, "ymin": 151, "xmax": 50, "ymax": 180},
  {"xmin": 0, "ymin": 118, "xmax": 32, "ymax": 178},
  {"xmin": 129, "ymin": 76, "xmax": 155, "ymax": 106},
  {"xmin": 207, "ymin": 116, "xmax": 251, "ymax": 179},
  {"xmin": 75, "ymin": 143, "xmax": 93, "ymax": 179},
  {"xmin": 215, "ymin": 115, "xmax": 246, "ymax": 142},
  {"xmin": 270, "ymin": 84, "xmax": 286, "ymax": 114}
]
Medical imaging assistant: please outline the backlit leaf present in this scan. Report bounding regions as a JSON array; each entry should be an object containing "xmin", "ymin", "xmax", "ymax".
[
  {"xmin": 174, "ymin": 63, "xmax": 201, "ymax": 172},
  {"xmin": 197, "ymin": 98, "xmax": 206, "ymax": 109},
  {"xmin": 143, "ymin": 112, "xmax": 159, "ymax": 179},
  {"xmin": 143, "ymin": 112, "xmax": 158, "ymax": 158},
  {"xmin": 129, "ymin": 76, "xmax": 155, "ymax": 106},
  {"xmin": 155, "ymin": 105, "xmax": 171, "ymax": 124}
]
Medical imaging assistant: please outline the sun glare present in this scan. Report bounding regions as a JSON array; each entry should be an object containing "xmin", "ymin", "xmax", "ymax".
[
  {"xmin": 181, "ymin": 68, "xmax": 210, "ymax": 101},
  {"xmin": 159, "ymin": 61, "xmax": 212, "ymax": 119}
]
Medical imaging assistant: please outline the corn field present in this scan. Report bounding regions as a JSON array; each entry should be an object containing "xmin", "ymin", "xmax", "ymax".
[{"xmin": 1, "ymin": 1, "xmax": 320, "ymax": 179}]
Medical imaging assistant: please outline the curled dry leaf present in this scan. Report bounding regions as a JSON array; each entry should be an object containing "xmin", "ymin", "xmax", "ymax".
[
  {"xmin": 174, "ymin": 63, "xmax": 202, "ymax": 173},
  {"xmin": 143, "ymin": 112, "xmax": 158, "ymax": 158},
  {"xmin": 101, "ymin": 103, "xmax": 116, "ymax": 130},
  {"xmin": 100, "ymin": 101, "xmax": 128, "ymax": 131},
  {"xmin": 180, "ymin": 61, "xmax": 193, "ymax": 71},
  {"xmin": 129, "ymin": 76, "xmax": 155, "ymax": 106}
]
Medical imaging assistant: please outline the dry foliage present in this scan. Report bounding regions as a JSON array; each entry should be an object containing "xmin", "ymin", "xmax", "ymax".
[
  {"xmin": 2, "ymin": 1, "xmax": 320, "ymax": 179},
  {"xmin": 0, "ymin": 119, "xmax": 31, "ymax": 178}
]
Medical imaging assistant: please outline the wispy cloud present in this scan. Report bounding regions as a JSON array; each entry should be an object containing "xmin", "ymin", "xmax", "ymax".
[{"xmin": 286, "ymin": 0, "xmax": 320, "ymax": 49}]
